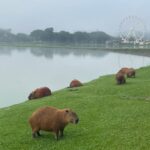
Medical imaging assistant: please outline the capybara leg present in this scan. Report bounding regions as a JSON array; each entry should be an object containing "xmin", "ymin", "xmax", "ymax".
[
  {"xmin": 123, "ymin": 79, "xmax": 126, "ymax": 83},
  {"xmin": 32, "ymin": 128, "xmax": 39, "ymax": 138},
  {"xmin": 59, "ymin": 129, "xmax": 64, "ymax": 137},
  {"xmin": 37, "ymin": 131, "xmax": 41, "ymax": 136},
  {"xmin": 54, "ymin": 131, "xmax": 59, "ymax": 141}
]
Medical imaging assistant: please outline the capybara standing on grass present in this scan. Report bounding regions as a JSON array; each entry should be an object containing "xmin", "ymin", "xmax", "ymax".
[
  {"xmin": 69, "ymin": 79, "xmax": 83, "ymax": 88},
  {"xmin": 29, "ymin": 106, "xmax": 79, "ymax": 140},
  {"xmin": 116, "ymin": 72, "xmax": 126, "ymax": 85},
  {"xmin": 28, "ymin": 87, "xmax": 51, "ymax": 100}
]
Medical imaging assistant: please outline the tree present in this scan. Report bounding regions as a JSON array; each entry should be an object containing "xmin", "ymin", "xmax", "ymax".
[
  {"xmin": 55, "ymin": 31, "xmax": 72, "ymax": 43},
  {"xmin": 16, "ymin": 33, "xmax": 31, "ymax": 42},
  {"xmin": 0, "ymin": 28, "xmax": 16, "ymax": 42},
  {"xmin": 30, "ymin": 30, "xmax": 45, "ymax": 41},
  {"xmin": 43, "ymin": 27, "xmax": 54, "ymax": 41}
]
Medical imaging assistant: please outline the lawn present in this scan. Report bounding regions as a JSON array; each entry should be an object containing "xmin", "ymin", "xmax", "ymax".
[{"xmin": 0, "ymin": 66, "xmax": 150, "ymax": 150}]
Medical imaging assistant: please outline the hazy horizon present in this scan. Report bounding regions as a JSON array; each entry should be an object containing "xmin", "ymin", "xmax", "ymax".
[{"xmin": 0, "ymin": 0, "xmax": 149, "ymax": 36}]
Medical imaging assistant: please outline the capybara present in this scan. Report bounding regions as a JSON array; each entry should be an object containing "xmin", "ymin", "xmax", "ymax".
[
  {"xmin": 118, "ymin": 67, "xmax": 129, "ymax": 74},
  {"xmin": 69, "ymin": 79, "xmax": 83, "ymax": 88},
  {"xmin": 118, "ymin": 67, "xmax": 136, "ymax": 78},
  {"xmin": 116, "ymin": 72, "xmax": 126, "ymax": 85},
  {"xmin": 126, "ymin": 68, "xmax": 136, "ymax": 78},
  {"xmin": 29, "ymin": 106, "xmax": 79, "ymax": 140},
  {"xmin": 28, "ymin": 87, "xmax": 51, "ymax": 100}
]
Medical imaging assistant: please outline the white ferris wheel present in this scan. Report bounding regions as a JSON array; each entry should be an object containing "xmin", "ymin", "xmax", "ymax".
[{"xmin": 119, "ymin": 16, "xmax": 146, "ymax": 44}]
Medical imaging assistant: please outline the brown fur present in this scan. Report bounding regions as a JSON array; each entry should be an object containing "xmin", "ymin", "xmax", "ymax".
[
  {"xmin": 116, "ymin": 72, "xmax": 126, "ymax": 85},
  {"xmin": 118, "ymin": 67, "xmax": 129, "ymax": 74},
  {"xmin": 126, "ymin": 68, "xmax": 136, "ymax": 78},
  {"xmin": 118, "ymin": 67, "xmax": 136, "ymax": 78},
  {"xmin": 69, "ymin": 79, "xmax": 83, "ymax": 88},
  {"xmin": 29, "ymin": 106, "xmax": 79, "ymax": 140},
  {"xmin": 28, "ymin": 87, "xmax": 51, "ymax": 100}
]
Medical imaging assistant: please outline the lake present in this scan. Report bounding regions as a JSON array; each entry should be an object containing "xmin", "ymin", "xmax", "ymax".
[{"xmin": 0, "ymin": 47, "xmax": 150, "ymax": 108}]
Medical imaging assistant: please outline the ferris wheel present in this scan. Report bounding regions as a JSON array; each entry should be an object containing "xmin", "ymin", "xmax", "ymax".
[{"xmin": 119, "ymin": 16, "xmax": 146, "ymax": 43}]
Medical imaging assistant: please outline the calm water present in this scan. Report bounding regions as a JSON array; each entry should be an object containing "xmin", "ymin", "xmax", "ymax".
[{"xmin": 0, "ymin": 47, "xmax": 150, "ymax": 108}]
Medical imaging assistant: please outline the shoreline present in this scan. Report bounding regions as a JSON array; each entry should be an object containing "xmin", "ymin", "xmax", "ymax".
[
  {"xmin": 0, "ymin": 42, "xmax": 150, "ymax": 51},
  {"xmin": 0, "ymin": 65, "xmax": 149, "ymax": 110}
]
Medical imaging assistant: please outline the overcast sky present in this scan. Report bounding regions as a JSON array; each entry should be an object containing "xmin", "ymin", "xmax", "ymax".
[{"xmin": 0, "ymin": 0, "xmax": 149, "ymax": 35}]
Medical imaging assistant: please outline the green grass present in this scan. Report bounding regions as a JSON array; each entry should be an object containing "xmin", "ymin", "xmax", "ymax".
[{"xmin": 1, "ymin": 67, "xmax": 150, "ymax": 150}]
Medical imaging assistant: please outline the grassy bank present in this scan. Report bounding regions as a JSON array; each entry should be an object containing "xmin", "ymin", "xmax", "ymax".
[{"xmin": 0, "ymin": 67, "xmax": 150, "ymax": 150}]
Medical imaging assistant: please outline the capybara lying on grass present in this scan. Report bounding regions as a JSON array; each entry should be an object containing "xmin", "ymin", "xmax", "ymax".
[
  {"xmin": 116, "ymin": 72, "xmax": 126, "ymax": 85},
  {"xmin": 28, "ymin": 87, "xmax": 51, "ymax": 100},
  {"xmin": 119, "ymin": 67, "xmax": 136, "ymax": 78},
  {"xmin": 29, "ymin": 106, "xmax": 79, "ymax": 140},
  {"xmin": 69, "ymin": 79, "xmax": 83, "ymax": 88}
]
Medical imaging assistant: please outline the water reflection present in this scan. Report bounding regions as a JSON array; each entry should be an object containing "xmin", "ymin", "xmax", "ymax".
[
  {"xmin": 1, "ymin": 46, "xmax": 150, "ymax": 58},
  {"xmin": 0, "ymin": 46, "xmax": 108, "ymax": 58},
  {"xmin": 0, "ymin": 46, "xmax": 27, "ymax": 55}
]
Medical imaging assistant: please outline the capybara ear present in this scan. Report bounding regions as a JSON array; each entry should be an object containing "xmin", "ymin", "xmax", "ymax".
[{"xmin": 65, "ymin": 109, "xmax": 71, "ymax": 113}]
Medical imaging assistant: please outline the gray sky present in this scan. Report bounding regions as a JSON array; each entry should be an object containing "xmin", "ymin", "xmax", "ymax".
[{"xmin": 0, "ymin": 0, "xmax": 149, "ymax": 35}]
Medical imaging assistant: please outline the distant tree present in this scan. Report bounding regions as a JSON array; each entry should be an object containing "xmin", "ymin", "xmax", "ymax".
[
  {"xmin": 30, "ymin": 29, "xmax": 45, "ymax": 41},
  {"xmin": 0, "ymin": 28, "xmax": 16, "ymax": 42},
  {"xmin": 73, "ymin": 32, "xmax": 90, "ymax": 43},
  {"xmin": 0, "ymin": 27, "xmax": 113, "ymax": 44},
  {"xmin": 43, "ymin": 27, "xmax": 54, "ymax": 41},
  {"xmin": 16, "ymin": 33, "xmax": 31, "ymax": 42},
  {"xmin": 44, "ymin": 27, "xmax": 54, "ymax": 33},
  {"xmin": 55, "ymin": 31, "xmax": 72, "ymax": 43},
  {"xmin": 89, "ymin": 31, "xmax": 112, "ymax": 43}
]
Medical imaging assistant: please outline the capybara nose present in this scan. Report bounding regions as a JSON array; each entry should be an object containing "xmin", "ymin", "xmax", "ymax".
[{"xmin": 75, "ymin": 118, "xmax": 79, "ymax": 124}]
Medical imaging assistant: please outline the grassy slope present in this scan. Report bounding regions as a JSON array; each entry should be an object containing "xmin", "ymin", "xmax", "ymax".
[{"xmin": 0, "ymin": 67, "xmax": 150, "ymax": 150}]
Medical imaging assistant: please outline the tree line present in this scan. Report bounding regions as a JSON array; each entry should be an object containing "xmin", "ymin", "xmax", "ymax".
[{"xmin": 0, "ymin": 27, "xmax": 112, "ymax": 43}]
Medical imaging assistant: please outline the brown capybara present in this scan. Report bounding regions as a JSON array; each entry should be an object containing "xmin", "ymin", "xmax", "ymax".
[
  {"xmin": 126, "ymin": 68, "xmax": 136, "ymax": 78},
  {"xmin": 29, "ymin": 106, "xmax": 79, "ymax": 140},
  {"xmin": 118, "ymin": 67, "xmax": 136, "ymax": 78},
  {"xmin": 116, "ymin": 72, "xmax": 126, "ymax": 85},
  {"xmin": 118, "ymin": 67, "xmax": 129, "ymax": 74},
  {"xmin": 69, "ymin": 79, "xmax": 83, "ymax": 88},
  {"xmin": 28, "ymin": 87, "xmax": 51, "ymax": 100}
]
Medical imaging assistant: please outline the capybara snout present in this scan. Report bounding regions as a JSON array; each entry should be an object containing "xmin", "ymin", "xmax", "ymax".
[
  {"xmin": 75, "ymin": 118, "xmax": 79, "ymax": 124},
  {"xmin": 65, "ymin": 109, "xmax": 79, "ymax": 124}
]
